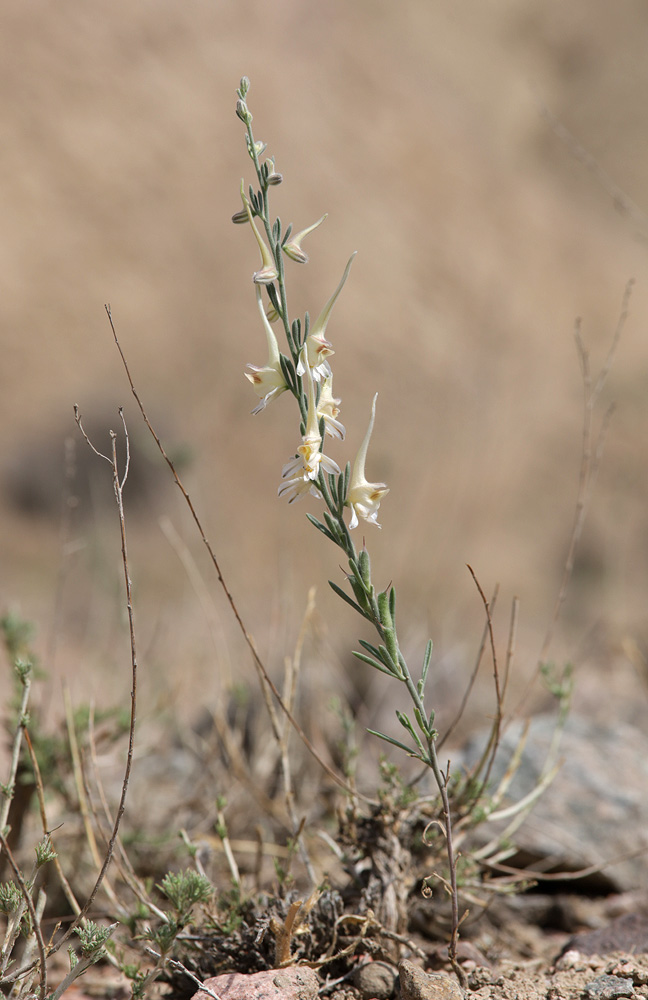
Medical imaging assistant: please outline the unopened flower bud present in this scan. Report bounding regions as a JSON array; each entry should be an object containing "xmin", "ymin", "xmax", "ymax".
[
  {"xmin": 231, "ymin": 208, "xmax": 250, "ymax": 224},
  {"xmin": 358, "ymin": 546, "xmax": 372, "ymax": 589},
  {"xmin": 236, "ymin": 100, "xmax": 252, "ymax": 125},
  {"xmin": 264, "ymin": 157, "xmax": 283, "ymax": 186},
  {"xmin": 239, "ymin": 76, "xmax": 250, "ymax": 98}
]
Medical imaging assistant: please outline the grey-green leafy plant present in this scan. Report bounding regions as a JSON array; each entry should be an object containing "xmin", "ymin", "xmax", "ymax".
[{"xmin": 234, "ymin": 76, "xmax": 465, "ymax": 971}]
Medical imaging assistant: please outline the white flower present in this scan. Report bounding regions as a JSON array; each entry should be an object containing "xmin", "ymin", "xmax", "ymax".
[
  {"xmin": 240, "ymin": 180, "xmax": 278, "ymax": 284},
  {"xmin": 297, "ymin": 252, "xmax": 357, "ymax": 381},
  {"xmin": 347, "ymin": 393, "xmax": 389, "ymax": 529},
  {"xmin": 244, "ymin": 287, "xmax": 288, "ymax": 413},
  {"xmin": 279, "ymin": 350, "xmax": 340, "ymax": 503},
  {"xmin": 283, "ymin": 214, "xmax": 327, "ymax": 264},
  {"xmin": 317, "ymin": 375, "xmax": 345, "ymax": 440}
]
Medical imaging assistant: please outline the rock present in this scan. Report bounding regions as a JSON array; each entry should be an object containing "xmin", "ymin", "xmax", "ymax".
[
  {"xmin": 398, "ymin": 960, "xmax": 464, "ymax": 1000},
  {"xmin": 192, "ymin": 965, "xmax": 319, "ymax": 1000},
  {"xmin": 353, "ymin": 960, "xmax": 398, "ymax": 999},
  {"xmin": 562, "ymin": 913, "xmax": 648, "ymax": 957},
  {"xmin": 457, "ymin": 714, "xmax": 648, "ymax": 892},
  {"xmin": 584, "ymin": 975, "xmax": 635, "ymax": 999}
]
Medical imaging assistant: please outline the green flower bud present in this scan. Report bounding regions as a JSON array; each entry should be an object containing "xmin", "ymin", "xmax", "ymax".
[{"xmin": 236, "ymin": 99, "xmax": 252, "ymax": 125}]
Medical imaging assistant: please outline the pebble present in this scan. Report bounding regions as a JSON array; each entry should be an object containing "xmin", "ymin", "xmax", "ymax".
[
  {"xmin": 353, "ymin": 960, "xmax": 398, "ymax": 1000},
  {"xmin": 584, "ymin": 975, "xmax": 635, "ymax": 1000},
  {"xmin": 192, "ymin": 965, "xmax": 319, "ymax": 1000},
  {"xmin": 399, "ymin": 960, "xmax": 464, "ymax": 1000}
]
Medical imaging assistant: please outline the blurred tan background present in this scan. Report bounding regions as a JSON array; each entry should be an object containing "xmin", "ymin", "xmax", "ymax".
[{"xmin": 1, "ymin": 0, "xmax": 648, "ymax": 742}]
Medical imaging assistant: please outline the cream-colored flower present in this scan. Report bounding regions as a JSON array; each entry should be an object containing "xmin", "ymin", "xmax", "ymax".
[
  {"xmin": 244, "ymin": 287, "xmax": 288, "ymax": 413},
  {"xmin": 347, "ymin": 394, "xmax": 389, "ymax": 529},
  {"xmin": 240, "ymin": 180, "xmax": 278, "ymax": 284},
  {"xmin": 317, "ymin": 375, "xmax": 345, "ymax": 440},
  {"xmin": 297, "ymin": 252, "xmax": 357, "ymax": 381},
  {"xmin": 279, "ymin": 350, "xmax": 340, "ymax": 503},
  {"xmin": 283, "ymin": 214, "xmax": 327, "ymax": 264}
]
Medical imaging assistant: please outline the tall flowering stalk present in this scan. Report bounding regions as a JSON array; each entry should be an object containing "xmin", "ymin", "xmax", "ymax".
[{"xmin": 234, "ymin": 77, "xmax": 463, "ymax": 972}]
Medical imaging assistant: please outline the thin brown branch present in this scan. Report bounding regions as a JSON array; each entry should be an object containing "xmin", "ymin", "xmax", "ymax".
[
  {"xmin": 439, "ymin": 584, "xmax": 499, "ymax": 749},
  {"xmin": 105, "ymin": 305, "xmax": 372, "ymax": 805},
  {"xmin": 481, "ymin": 841, "xmax": 648, "ymax": 884},
  {"xmin": 30, "ymin": 407, "xmax": 140, "ymax": 957},
  {"xmin": 502, "ymin": 596, "xmax": 519, "ymax": 702},
  {"xmin": 465, "ymin": 565, "xmax": 503, "ymax": 802}
]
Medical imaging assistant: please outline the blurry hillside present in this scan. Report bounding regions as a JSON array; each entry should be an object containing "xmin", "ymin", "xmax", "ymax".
[{"xmin": 1, "ymin": 0, "xmax": 648, "ymax": 739}]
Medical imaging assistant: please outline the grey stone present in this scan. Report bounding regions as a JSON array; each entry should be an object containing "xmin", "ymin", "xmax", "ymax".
[
  {"xmin": 563, "ymin": 913, "xmax": 648, "ymax": 957},
  {"xmin": 398, "ymin": 960, "xmax": 464, "ymax": 1000},
  {"xmin": 584, "ymin": 975, "xmax": 635, "ymax": 1000},
  {"xmin": 456, "ymin": 713, "xmax": 648, "ymax": 892},
  {"xmin": 353, "ymin": 960, "xmax": 398, "ymax": 999}
]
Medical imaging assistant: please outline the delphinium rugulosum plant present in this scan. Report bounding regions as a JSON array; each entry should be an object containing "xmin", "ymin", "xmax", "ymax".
[{"xmin": 233, "ymin": 77, "xmax": 465, "ymax": 975}]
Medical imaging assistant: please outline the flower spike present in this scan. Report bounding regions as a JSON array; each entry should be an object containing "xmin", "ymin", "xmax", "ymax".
[
  {"xmin": 347, "ymin": 393, "xmax": 389, "ymax": 528},
  {"xmin": 283, "ymin": 214, "xmax": 328, "ymax": 264},
  {"xmin": 244, "ymin": 287, "xmax": 288, "ymax": 413},
  {"xmin": 297, "ymin": 251, "xmax": 357, "ymax": 380},
  {"xmin": 239, "ymin": 180, "xmax": 278, "ymax": 284}
]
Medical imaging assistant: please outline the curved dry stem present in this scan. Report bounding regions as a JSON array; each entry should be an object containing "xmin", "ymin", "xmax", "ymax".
[{"xmin": 105, "ymin": 305, "xmax": 373, "ymax": 807}]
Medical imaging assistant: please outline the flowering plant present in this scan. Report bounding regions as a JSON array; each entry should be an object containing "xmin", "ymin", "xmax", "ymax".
[{"xmin": 234, "ymin": 76, "xmax": 464, "ymax": 970}]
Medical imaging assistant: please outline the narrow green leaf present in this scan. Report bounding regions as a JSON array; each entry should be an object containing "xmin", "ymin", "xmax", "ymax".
[
  {"xmin": 377, "ymin": 643, "xmax": 399, "ymax": 673},
  {"xmin": 421, "ymin": 640, "xmax": 433, "ymax": 687},
  {"xmin": 397, "ymin": 711, "xmax": 425, "ymax": 753},
  {"xmin": 413, "ymin": 706, "xmax": 430, "ymax": 738},
  {"xmin": 279, "ymin": 354, "xmax": 296, "ymax": 392},
  {"xmin": 348, "ymin": 557, "xmax": 362, "ymax": 584},
  {"xmin": 389, "ymin": 585, "xmax": 396, "ymax": 622},
  {"xmin": 396, "ymin": 710, "xmax": 415, "ymax": 734},
  {"xmin": 306, "ymin": 514, "xmax": 337, "ymax": 543},
  {"xmin": 337, "ymin": 470, "xmax": 347, "ymax": 508},
  {"xmin": 323, "ymin": 511, "xmax": 342, "ymax": 542},
  {"xmin": 358, "ymin": 638, "xmax": 383, "ymax": 660},
  {"xmin": 267, "ymin": 283, "xmax": 281, "ymax": 314},
  {"xmin": 329, "ymin": 580, "xmax": 367, "ymax": 617},
  {"xmin": 366, "ymin": 729, "xmax": 421, "ymax": 758},
  {"xmin": 352, "ymin": 651, "xmax": 397, "ymax": 677},
  {"xmin": 281, "ymin": 223, "xmax": 293, "ymax": 245},
  {"xmin": 290, "ymin": 317, "xmax": 302, "ymax": 354},
  {"xmin": 348, "ymin": 575, "xmax": 370, "ymax": 613}
]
